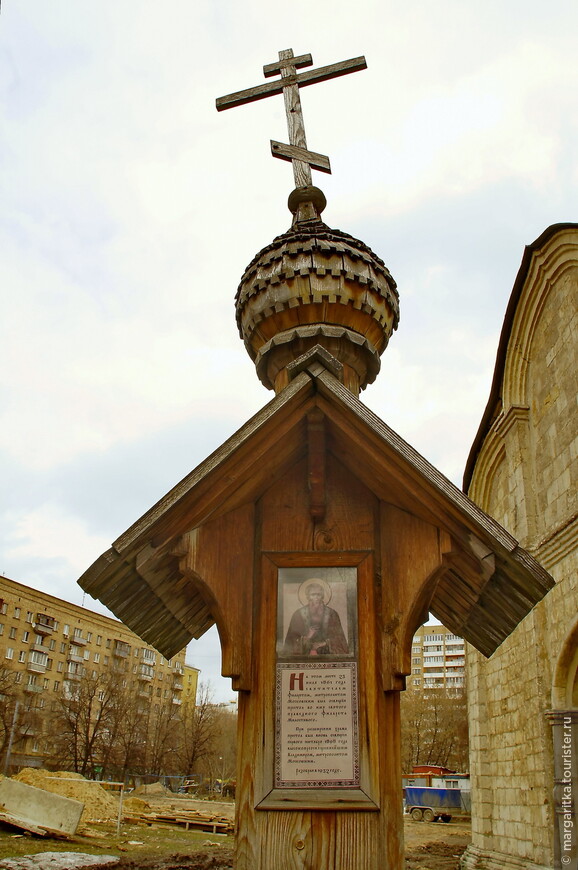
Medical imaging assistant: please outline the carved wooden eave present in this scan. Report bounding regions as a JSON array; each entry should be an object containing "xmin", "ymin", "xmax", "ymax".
[{"xmin": 78, "ymin": 354, "xmax": 554, "ymax": 684}]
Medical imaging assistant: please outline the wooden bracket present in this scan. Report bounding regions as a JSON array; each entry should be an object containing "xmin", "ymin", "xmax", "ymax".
[{"xmin": 307, "ymin": 409, "xmax": 326, "ymax": 521}]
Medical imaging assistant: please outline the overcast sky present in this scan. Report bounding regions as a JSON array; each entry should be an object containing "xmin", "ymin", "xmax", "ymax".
[{"xmin": 1, "ymin": 1, "xmax": 576, "ymax": 702}]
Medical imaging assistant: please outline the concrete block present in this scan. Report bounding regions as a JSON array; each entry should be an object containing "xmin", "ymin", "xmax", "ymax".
[{"xmin": 0, "ymin": 778, "xmax": 84, "ymax": 836}]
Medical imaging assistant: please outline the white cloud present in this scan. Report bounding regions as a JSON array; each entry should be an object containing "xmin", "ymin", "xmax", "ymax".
[
  {"xmin": 1, "ymin": 0, "xmax": 577, "ymax": 703},
  {"xmin": 3, "ymin": 504, "xmax": 110, "ymax": 582}
]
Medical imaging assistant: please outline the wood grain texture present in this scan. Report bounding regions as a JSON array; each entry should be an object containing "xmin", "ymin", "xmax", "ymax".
[
  {"xmin": 271, "ymin": 140, "xmax": 331, "ymax": 173},
  {"xmin": 180, "ymin": 503, "xmax": 255, "ymax": 690},
  {"xmin": 233, "ymin": 449, "xmax": 405, "ymax": 869},
  {"xmin": 379, "ymin": 503, "xmax": 447, "ymax": 691},
  {"xmin": 264, "ymin": 53, "xmax": 313, "ymax": 77},
  {"xmin": 307, "ymin": 409, "xmax": 326, "ymax": 521}
]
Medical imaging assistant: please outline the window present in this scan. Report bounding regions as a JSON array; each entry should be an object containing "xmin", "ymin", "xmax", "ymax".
[
  {"xmin": 0, "ymin": 624, "xmax": 3, "ymax": 636},
  {"xmin": 142, "ymin": 648, "xmax": 156, "ymax": 663},
  {"xmin": 14, "ymin": 672, "xmax": 21, "ymax": 683},
  {"xmin": 14, "ymin": 607, "xmax": 20, "ymax": 619},
  {"xmin": 5, "ymin": 648, "xmax": 14, "ymax": 660},
  {"xmin": 18, "ymin": 651, "xmax": 26, "ymax": 663},
  {"xmin": 0, "ymin": 602, "xmax": 6, "ymax": 615},
  {"xmin": 105, "ymin": 638, "xmax": 111, "ymax": 649},
  {"xmin": 156, "ymin": 687, "xmax": 161, "ymax": 697},
  {"xmin": 34, "ymin": 634, "xmax": 43, "ymax": 645},
  {"xmin": 86, "ymin": 632, "xmax": 92, "ymax": 643},
  {"xmin": 9, "ymin": 627, "xmax": 16, "ymax": 639},
  {"xmin": 74, "ymin": 627, "xmax": 83, "ymax": 640},
  {"xmin": 22, "ymin": 631, "xmax": 29, "ymax": 643},
  {"xmin": 94, "ymin": 653, "xmax": 100, "ymax": 664},
  {"xmin": 26, "ymin": 611, "xmax": 33, "ymax": 623},
  {"xmin": 27, "ymin": 674, "xmax": 37, "ymax": 687},
  {"xmin": 60, "ymin": 642, "xmax": 66, "ymax": 653},
  {"xmin": 103, "ymin": 656, "xmax": 109, "ymax": 666},
  {"xmin": 43, "ymin": 678, "xmax": 50, "ymax": 689},
  {"xmin": 49, "ymin": 639, "xmax": 55, "ymax": 650},
  {"xmin": 57, "ymin": 661, "xmax": 64, "ymax": 672},
  {"xmin": 96, "ymin": 635, "xmax": 102, "ymax": 646},
  {"xmin": 83, "ymin": 650, "xmax": 90, "ymax": 660},
  {"xmin": 54, "ymin": 681, "xmax": 60, "ymax": 691},
  {"xmin": 29, "ymin": 650, "xmax": 48, "ymax": 666},
  {"xmin": 98, "ymin": 691, "xmax": 105, "ymax": 702},
  {"xmin": 63, "ymin": 624, "xmax": 70, "ymax": 636}
]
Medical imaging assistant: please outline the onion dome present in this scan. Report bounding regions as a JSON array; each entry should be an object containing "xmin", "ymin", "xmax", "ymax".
[{"xmin": 235, "ymin": 187, "xmax": 399, "ymax": 395}]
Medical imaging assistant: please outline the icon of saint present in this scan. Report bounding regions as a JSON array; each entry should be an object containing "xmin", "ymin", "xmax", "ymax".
[{"xmin": 283, "ymin": 578, "xmax": 348, "ymax": 656}]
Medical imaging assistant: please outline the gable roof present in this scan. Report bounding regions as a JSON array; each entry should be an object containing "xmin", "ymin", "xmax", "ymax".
[{"xmin": 78, "ymin": 358, "xmax": 553, "ymax": 660}]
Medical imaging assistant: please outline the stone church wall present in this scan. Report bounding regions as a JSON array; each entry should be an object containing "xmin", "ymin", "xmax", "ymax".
[{"xmin": 462, "ymin": 227, "xmax": 578, "ymax": 869}]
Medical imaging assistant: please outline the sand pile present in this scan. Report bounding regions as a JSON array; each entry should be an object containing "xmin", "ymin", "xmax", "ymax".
[
  {"xmin": 123, "ymin": 796, "xmax": 150, "ymax": 813},
  {"xmin": 133, "ymin": 780, "xmax": 171, "ymax": 796},
  {"xmin": 13, "ymin": 769, "xmax": 117, "ymax": 823}
]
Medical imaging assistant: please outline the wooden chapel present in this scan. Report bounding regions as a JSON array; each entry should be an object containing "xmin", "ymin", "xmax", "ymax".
[{"xmin": 79, "ymin": 49, "xmax": 554, "ymax": 870}]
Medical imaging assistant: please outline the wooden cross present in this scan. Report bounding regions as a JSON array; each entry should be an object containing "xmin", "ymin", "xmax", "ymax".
[{"xmin": 216, "ymin": 49, "xmax": 367, "ymax": 189}]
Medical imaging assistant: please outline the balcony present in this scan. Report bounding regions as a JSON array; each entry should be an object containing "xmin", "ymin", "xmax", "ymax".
[
  {"xmin": 19, "ymin": 725, "xmax": 37, "ymax": 737},
  {"xmin": 138, "ymin": 665, "xmax": 154, "ymax": 682},
  {"xmin": 26, "ymin": 661, "xmax": 47, "ymax": 675},
  {"xmin": 113, "ymin": 641, "xmax": 130, "ymax": 658},
  {"xmin": 71, "ymin": 634, "xmax": 87, "ymax": 646},
  {"xmin": 173, "ymin": 679, "xmax": 183, "ymax": 691},
  {"xmin": 33, "ymin": 615, "xmax": 56, "ymax": 635},
  {"xmin": 24, "ymin": 684, "xmax": 43, "ymax": 694},
  {"xmin": 172, "ymin": 696, "xmax": 182, "ymax": 705},
  {"xmin": 67, "ymin": 650, "xmax": 84, "ymax": 664}
]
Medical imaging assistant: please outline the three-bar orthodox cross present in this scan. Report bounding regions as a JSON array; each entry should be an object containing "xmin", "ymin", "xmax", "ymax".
[{"xmin": 216, "ymin": 49, "xmax": 367, "ymax": 189}]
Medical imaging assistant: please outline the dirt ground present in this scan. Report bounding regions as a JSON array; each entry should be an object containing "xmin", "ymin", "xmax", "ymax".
[{"xmin": 0, "ymin": 793, "xmax": 470, "ymax": 870}]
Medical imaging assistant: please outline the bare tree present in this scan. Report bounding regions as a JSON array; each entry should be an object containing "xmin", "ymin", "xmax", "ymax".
[
  {"xmin": 179, "ymin": 683, "xmax": 222, "ymax": 774},
  {"xmin": 401, "ymin": 688, "xmax": 468, "ymax": 773},
  {"xmin": 48, "ymin": 670, "xmax": 126, "ymax": 776}
]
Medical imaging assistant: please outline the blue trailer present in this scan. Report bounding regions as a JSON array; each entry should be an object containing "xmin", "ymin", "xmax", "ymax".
[{"xmin": 403, "ymin": 785, "xmax": 468, "ymax": 822}]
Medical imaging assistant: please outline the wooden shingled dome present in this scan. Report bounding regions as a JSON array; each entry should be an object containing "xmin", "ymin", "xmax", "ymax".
[{"xmin": 235, "ymin": 192, "xmax": 399, "ymax": 394}]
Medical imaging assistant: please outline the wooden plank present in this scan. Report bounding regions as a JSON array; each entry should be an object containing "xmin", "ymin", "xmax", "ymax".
[
  {"xmin": 307, "ymin": 409, "xmax": 326, "ymax": 520},
  {"xmin": 270, "ymin": 141, "xmax": 331, "ymax": 173},
  {"xmin": 263, "ymin": 52, "xmax": 312, "ymax": 77},
  {"xmin": 291, "ymin": 56, "xmax": 367, "ymax": 91},
  {"xmin": 216, "ymin": 56, "xmax": 367, "ymax": 112},
  {"xmin": 277, "ymin": 48, "xmax": 312, "ymax": 188}
]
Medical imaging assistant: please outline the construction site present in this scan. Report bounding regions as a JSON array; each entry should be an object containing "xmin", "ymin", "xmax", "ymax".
[{"xmin": 0, "ymin": 768, "xmax": 470, "ymax": 870}]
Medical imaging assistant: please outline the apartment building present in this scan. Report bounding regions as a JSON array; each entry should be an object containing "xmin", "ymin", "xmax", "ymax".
[
  {"xmin": 409, "ymin": 625, "xmax": 466, "ymax": 689},
  {"xmin": 0, "ymin": 574, "xmax": 191, "ymax": 769}
]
